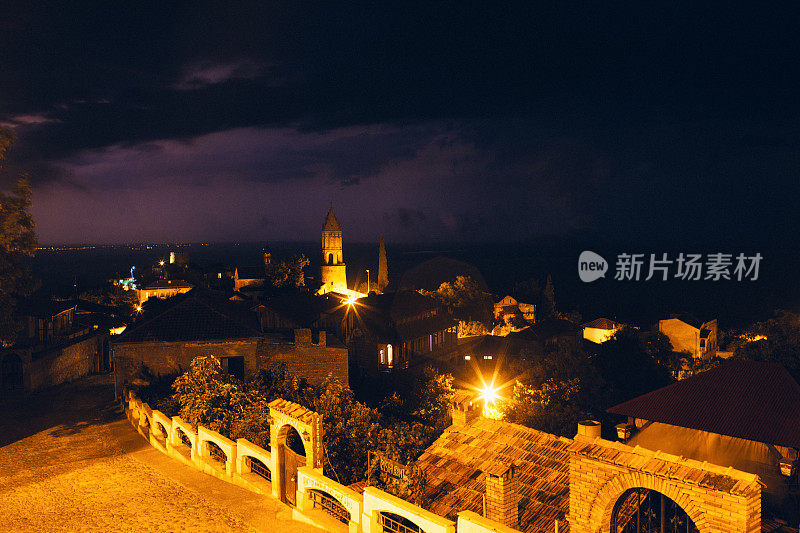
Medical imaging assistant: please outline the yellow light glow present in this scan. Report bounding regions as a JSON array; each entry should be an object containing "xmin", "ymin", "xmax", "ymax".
[
  {"xmin": 343, "ymin": 295, "xmax": 357, "ymax": 306},
  {"xmin": 159, "ymin": 260, "xmax": 165, "ymax": 266},
  {"xmin": 480, "ymin": 385, "xmax": 499, "ymax": 404},
  {"xmin": 135, "ymin": 305, "xmax": 143, "ymax": 313}
]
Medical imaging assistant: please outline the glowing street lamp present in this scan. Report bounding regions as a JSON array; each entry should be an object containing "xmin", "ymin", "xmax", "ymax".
[
  {"xmin": 480, "ymin": 385, "xmax": 499, "ymax": 404},
  {"xmin": 159, "ymin": 260, "xmax": 165, "ymax": 266}
]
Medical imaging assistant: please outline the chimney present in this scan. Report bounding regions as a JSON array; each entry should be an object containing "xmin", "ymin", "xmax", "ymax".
[
  {"xmin": 484, "ymin": 464, "xmax": 518, "ymax": 528},
  {"xmin": 577, "ymin": 420, "xmax": 602, "ymax": 439},
  {"xmin": 294, "ymin": 328, "xmax": 312, "ymax": 346},
  {"xmin": 451, "ymin": 395, "xmax": 480, "ymax": 427}
]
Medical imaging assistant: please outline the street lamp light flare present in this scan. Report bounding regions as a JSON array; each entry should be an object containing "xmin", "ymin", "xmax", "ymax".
[{"xmin": 480, "ymin": 385, "xmax": 499, "ymax": 404}]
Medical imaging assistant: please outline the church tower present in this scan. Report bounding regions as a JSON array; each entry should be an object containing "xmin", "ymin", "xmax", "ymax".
[
  {"xmin": 320, "ymin": 208, "xmax": 348, "ymax": 293},
  {"xmin": 378, "ymin": 234, "xmax": 388, "ymax": 292}
]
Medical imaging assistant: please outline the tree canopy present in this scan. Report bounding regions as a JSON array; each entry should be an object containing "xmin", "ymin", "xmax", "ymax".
[
  {"xmin": 1, "ymin": 128, "xmax": 38, "ymax": 345},
  {"xmin": 143, "ymin": 355, "xmax": 455, "ymax": 490}
]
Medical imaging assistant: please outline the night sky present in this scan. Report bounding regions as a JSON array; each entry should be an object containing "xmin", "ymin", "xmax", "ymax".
[{"xmin": 1, "ymin": 2, "xmax": 798, "ymax": 245}]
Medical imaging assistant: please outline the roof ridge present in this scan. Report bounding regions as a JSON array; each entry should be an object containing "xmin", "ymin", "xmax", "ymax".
[
  {"xmin": 120, "ymin": 294, "xmax": 194, "ymax": 339},
  {"xmin": 192, "ymin": 296, "xmax": 263, "ymax": 336}
]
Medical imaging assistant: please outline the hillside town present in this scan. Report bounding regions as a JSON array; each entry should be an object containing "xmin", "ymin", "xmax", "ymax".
[
  {"xmin": 3, "ymin": 204, "xmax": 800, "ymax": 533},
  {"xmin": 3, "ymin": 3, "xmax": 800, "ymax": 532}
]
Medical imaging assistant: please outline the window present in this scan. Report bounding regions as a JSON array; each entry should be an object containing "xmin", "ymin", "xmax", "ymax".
[
  {"xmin": 483, "ymin": 355, "xmax": 493, "ymax": 360},
  {"xmin": 464, "ymin": 355, "xmax": 471, "ymax": 360},
  {"xmin": 387, "ymin": 344, "xmax": 393, "ymax": 366}
]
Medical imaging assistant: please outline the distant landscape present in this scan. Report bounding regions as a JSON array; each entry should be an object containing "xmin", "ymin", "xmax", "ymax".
[{"xmin": 33, "ymin": 239, "xmax": 800, "ymax": 329}]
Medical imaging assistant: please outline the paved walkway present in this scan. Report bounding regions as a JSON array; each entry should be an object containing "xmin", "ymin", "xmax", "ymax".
[{"xmin": 0, "ymin": 374, "xmax": 322, "ymax": 532}]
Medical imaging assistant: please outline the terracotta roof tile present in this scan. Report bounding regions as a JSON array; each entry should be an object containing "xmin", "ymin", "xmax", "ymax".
[{"xmin": 414, "ymin": 417, "xmax": 571, "ymax": 533}]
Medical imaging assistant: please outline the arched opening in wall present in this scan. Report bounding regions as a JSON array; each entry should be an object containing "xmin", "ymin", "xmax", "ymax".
[
  {"xmin": 1, "ymin": 353, "xmax": 23, "ymax": 395},
  {"xmin": 245, "ymin": 456, "xmax": 272, "ymax": 482},
  {"xmin": 328, "ymin": 253, "xmax": 334, "ymax": 265},
  {"xmin": 176, "ymin": 428, "xmax": 192, "ymax": 449},
  {"xmin": 155, "ymin": 422, "xmax": 168, "ymax": 442},
  {"xmin": 142, "ymin": 415, "xmax": 151, "ymax": 435},
  {"xmin": 206, "ymin": 440, "xmax": 228, "ymax": 466},
  {"xmin": 277, "ymin": 424, "xmax": 307, "ymax": 505},
  {"xmin": 378, "ymin": 511, "xmax": 425, "ymax": 533},
  {"xmin": 611, "ymin": 488, "xmax": 698, "ymax": 533},
  {"xmin": 309, "ymin": 489, "xmax": 350, "ymax": 524}
]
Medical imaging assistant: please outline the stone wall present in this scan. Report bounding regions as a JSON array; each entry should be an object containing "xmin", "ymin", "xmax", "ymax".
[
  {"xmin": 112, "ymin": 338, "xmax": 260, "ymax": 392},
  {"xmin": 26, "ymin": 333, "xmax": 104, "ymax": 391}
]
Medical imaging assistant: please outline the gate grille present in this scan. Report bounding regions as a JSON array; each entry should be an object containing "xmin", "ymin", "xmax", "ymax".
[{"xmin": 310, "ymin": 490, "xmax": 349, "ymax": 524}]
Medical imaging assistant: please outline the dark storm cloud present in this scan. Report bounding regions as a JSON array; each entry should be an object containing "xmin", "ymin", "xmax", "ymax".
[{"xmin": 2, "ymin": 1, "xmax": 800, "ymax": 244}]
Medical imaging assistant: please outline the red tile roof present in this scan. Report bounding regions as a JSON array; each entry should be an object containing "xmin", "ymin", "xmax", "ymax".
[{"xmin": 608, "ymin": 360, "xmax": 800, "ymax": 448}]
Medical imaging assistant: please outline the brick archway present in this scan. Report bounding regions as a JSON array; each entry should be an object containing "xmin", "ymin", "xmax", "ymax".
[
  {"xmin": 568, "ymin": 438, "xmax": 762, "ymax": 533},
  {"xmin": 588, "ymin": 472, "xmax": 707, "ymax": 533}
]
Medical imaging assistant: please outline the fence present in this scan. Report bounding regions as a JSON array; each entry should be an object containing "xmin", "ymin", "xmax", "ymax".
[{"xmin": 121, "ymin": 389, "xmax": 516, "ymax": 533}]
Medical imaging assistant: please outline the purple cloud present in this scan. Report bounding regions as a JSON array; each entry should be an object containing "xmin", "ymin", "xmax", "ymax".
[{"xmin": 172, "ymin": 60, "xmax": 268, "ymax": 90}]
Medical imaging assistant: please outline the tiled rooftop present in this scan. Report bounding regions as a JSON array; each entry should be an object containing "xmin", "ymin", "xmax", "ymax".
[
  {"xmin": 569, "ymin": 435, "xmax": 764, "ymax": 497},
  {"xmin": 414, "ymin": 417, "xmax": 572, "ymax": 533},
  {"xmin": 118, "ymin": 291, "xmax": 261, "ymax": 343},
  {"xmin": 268, "ymin": 398, "xmax": 317, "ymax": 425}
]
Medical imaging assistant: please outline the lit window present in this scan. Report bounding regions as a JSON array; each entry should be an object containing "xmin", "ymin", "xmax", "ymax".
[
  {"xmin": 387, "ymin": 344, "xmax": 393, "ymax": 366},
  {"xmin": 483, "ymin": 355, "xmax": 493, "ymax": 360},
  {"xmin": 379, "ymin": 348, "xmax": 385, "ymax": 365},
  {"xmin": 464, "ymin": 355, "xmax": 471, "ymax": 360}
]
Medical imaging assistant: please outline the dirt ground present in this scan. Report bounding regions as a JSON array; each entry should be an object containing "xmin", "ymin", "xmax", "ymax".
[{"xmin": 0, "ymin": 374, "xmax": 322, "ymax": 532}]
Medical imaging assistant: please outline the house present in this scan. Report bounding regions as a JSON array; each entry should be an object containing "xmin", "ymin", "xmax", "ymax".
[
  {"xmin": 402, "ymin": 388, "xmax": 765, "ymax": 533},
  {"xmin": 506, "ymin": 317, "xmax": 581, "ymax": 347},
  {"xmin": 658, "ymin": 314, "xmax": 717, "ymax": 358},
  {"xmin": 608, "ymin": 360, "xmax": 800, "ymax": 516},
  {"xmin": 412, "ymin": 398, "xmax": 571, "ymax": 532},
  {"xmin": 233, "ymin": 266, "xmax": 266, "ymax": 292},
  {"xmin": 112, "ymin": 290, "xmax": 348, "ymax": 390},
  {"xmin": 1, "ymin": 298, "xmax": 107, "ymax": 394},
  {"xmin": 430, "ymin": 334, "xmax": 542, "ymax": 384},
  {"xmin": 347, "ymin": 291, "xmax": 457, "ymax": 379},
  {"xmin": 136, "ymin": 279, "xmax": 193, "ymax": 305},
  {"xmin": 494, "ymin": 295, "xmax": 536, "ymax": 322},
  {"xmin": 581, "ymin": 317, "xmax": 622, "ymax": 344}
]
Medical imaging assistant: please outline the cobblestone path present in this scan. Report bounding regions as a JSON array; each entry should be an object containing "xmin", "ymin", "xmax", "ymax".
[{"xmin": 0, "ymin": 374, "xmax": 319, "ymax": 532}]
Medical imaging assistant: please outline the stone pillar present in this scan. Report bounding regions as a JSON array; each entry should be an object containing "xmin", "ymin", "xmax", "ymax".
[{"xmin": 484, "ymin": 465, "xmax": 518, "ymax": 529}]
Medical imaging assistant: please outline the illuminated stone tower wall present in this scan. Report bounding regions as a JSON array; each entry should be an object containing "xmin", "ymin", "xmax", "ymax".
[
  {"xmin": 378, "ymin": 234, "xmax": 388, "ymax": 291},
  {"xmin": 320, "ymin": 208, "xmax": 348, "ymax": 293}
]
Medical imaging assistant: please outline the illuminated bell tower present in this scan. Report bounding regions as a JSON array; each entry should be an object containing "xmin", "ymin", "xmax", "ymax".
[{"xmin": 320, "ymin": 207, "xmax": 348, "ymax": 293}]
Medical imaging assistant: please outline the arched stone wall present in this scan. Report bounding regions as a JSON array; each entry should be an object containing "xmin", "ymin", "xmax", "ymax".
[
  {"xmin": 268, "ymin": 399, "xmax": 323, "ymax": 503},
  {"xmin": 361, "ymin": 486, "xmax": 456, "ymax": 533}
]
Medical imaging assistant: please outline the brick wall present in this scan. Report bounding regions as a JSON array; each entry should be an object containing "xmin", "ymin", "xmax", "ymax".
[
  {"xmin": 569, "ymin": 441, "xmax": 762, "ymax": 533},
  {"xmin": 258, "ymin": 330, "xmax": 348, "ymax": 387}
]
